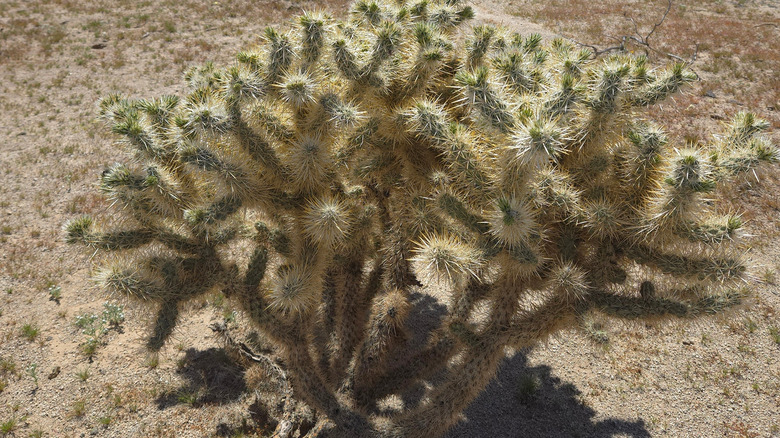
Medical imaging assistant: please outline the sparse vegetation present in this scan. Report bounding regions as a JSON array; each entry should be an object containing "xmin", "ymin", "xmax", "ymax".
[
  {"xmin": 144, "ymin": 353, "xmax": 159, "ymax": 370},
  {"xmin": 0, "ymin": 358, "xmax": 17, "ymax": 375},
  {"xmin": 176, "ymin": 389, "xmax": 198, "ymax": 406},
  {"xmin": 76, "ymin": 368, "xmax": 90, "ymax": 382},
  {"xmin": 0, "ymin": 417, "xmax": 18, "ymax": 436},
  {"xmin": 516, "ymin": 372, "xmax": 541, "ymax": 404},
  {"xmin": 27, "ymin": 363, "xmax": 39, "ymax": 388},
  {"xmin": 770, "ymin": 326, "xmax": 780, "ymax": 346},
  {"xmin": 98, "ymin": 414, "xmax": 113, "ymax": 426},
  {"xmin": 70, "ymin": 399, "xmax": 87, "ymax": 418},
  {"xmin": 20, "ymin": 323, "xmax": 40, "ymax": 341},
  {"xmin": 47, "ymin": 285, "xmax": 62, "ymax": 304},
  {"xmin": 744, "ymin": 317, "xmax": 758, "ymax": 334},
  {"xmin": 73, "ymin": 302, "xmax": 125, "ymax": 357},
  {"xmin": 101, "ymin": 303, "xmax": 124, "ymax": 327}
]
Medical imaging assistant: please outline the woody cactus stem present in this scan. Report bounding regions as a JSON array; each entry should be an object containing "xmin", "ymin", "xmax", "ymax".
[{"xmin": 68, "ymin": 0, "xmax": 777, "ymax": 436}]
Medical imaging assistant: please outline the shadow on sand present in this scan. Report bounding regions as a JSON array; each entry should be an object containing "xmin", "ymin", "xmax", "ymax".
[
  {"xmin": 391, "ymin": 291, "xmax": 651, "ymax": 437},
  {"xmin": 446, "ymin": 351, "xmax": 650, "ymax": 438},
  {"xmin": 155, "ymin": 347, "xmax": 247, "ymax": 409}
]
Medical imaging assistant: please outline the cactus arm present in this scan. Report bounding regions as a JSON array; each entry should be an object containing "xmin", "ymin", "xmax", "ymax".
[
  {"xmin": 630, "ymin": 62, "xmax": 697, "ymax": 107},
  {"xmin": 328, "ymin": 256, "xmax": 369, "ymax": 383},
  {"xmin": 387, "ymin": 273, "xmax": 525, "ymax": 438},
  {"xmin": 507, "ymin": 295, "xmax": 577, "ymax": 349},
  {"xmin": 454, "ymin": 66, "xmax": 516, "ymax": 133},
  {"xmin": 348, "ymin": 289, "xmax": 411, "ymax": 398},
  {"xmin": 711, "ymin": 112, "xmax": 779, "ymax": 178},
  {"xmin": 625, "ymin": 244, "xmax": 746, "ymax": 283}
]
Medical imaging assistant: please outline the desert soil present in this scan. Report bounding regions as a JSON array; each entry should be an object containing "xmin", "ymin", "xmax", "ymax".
[{"xmin": 0, "ymin": 0, "xmax": 778, "ymax": 437}]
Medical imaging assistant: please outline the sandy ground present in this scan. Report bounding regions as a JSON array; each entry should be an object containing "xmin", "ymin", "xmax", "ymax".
[{"xmin": 0, "ymin": 0, "xmax": 778, "ymax": 437}]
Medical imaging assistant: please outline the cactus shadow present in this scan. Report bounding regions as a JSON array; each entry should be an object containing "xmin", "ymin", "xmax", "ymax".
[
  {"xmin": 405, "ymin": 289, "xmax": 450, "ymax": 348},
  {"xmin": 155, "ymin": 347, "xmax": 247, "ymax": 409},
  {"xmin": 445, "ymin": 351, "xmax": 651, "ymax": 438}
]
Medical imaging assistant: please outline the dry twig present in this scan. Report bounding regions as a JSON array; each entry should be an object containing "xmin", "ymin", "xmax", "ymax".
[{"xmin": 570, "ymin": 0, "xmax": 698, "ymax": 67}]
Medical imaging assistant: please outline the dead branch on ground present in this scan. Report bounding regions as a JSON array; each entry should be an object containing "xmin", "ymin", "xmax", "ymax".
[{"xmin": 569, "ymin": 0, "xmax": 698, "ymax": 69}]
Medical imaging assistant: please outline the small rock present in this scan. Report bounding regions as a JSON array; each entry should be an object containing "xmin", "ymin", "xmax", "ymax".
[
  {"xmin": 704, "ymin": 90, "xmax": 716, "ymax": 98},
  {"xmin": 47, "ymin": 366, "xmax": 61, "ymax": 379},
  {"xmin": 17, "ymin": 131, "xmax": 26, "ymax": 136},
  {"xmin": 682, "ymin": 340, "xmax": 694, "ymax": 346},
  {"xmin": 91, "ymin": 43, "xmax": 106, "ymax": 50},
  {"xmin": 710, "ymin": 114, "xmax": 725, "ymax": 120}
]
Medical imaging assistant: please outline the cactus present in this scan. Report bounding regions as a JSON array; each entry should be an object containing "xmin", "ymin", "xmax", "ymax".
[{"xmin": 67, "ymin": 1, "xmax": 777, "ymax": 436}]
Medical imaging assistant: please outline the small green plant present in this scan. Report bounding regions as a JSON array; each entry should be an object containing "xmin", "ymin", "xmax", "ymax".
[
  {"xmin": 71, "ymin": 399, "xmax": 87, "ymax": 418},
  {"xmin": 177, "ymin": 389, "xmax": 198, "ymax": 406},
  {"xmin": 74, "ymin": 313, "xmax": 100, "ymax": 331},
  {"xmin": 210, "ymin": 292, "xmax": 226, "ymax": 309},
  {"xmin": 111, "ymin": 393, "xmax": 123, "ymax": 408},
  {"xmin": 81, "ymin": 337, "xmax": 100, "ymax": 357},
  {"xmin": 73, "ymin": 302, "xmax": 125, "ymax": 356},
  {"xmin": 75, "ymin": 313, "xmax": 105, "ymax": 357},
  {"xmin": 0, "ymin": 417, "xmax": 18, "ymax": 435},
  {"xmin": 581, "ymin": 315, "xmax": 609, "ymax": 344},
  {"xmin": 144, "ymin": 353, "xmax": 159, "ymax": 369},
  {"xmin": 222, "ymin": 309, "xmax": 237, "ymax": 325},
  {"xmin": 102, "ymin": 302, "xmax": 125, "ymax": 327},
  {"xmin": 27, "ymin": 363, "xmax": 38, "ymax": 388},
  {"xmin": 770, "ymin": 326, "xmax": 780, "ymax": 345},
  {"xmin": 98, "ymin": 414, "xmax": 113, "ymax": 426},
  {"xmin": 20, "ymin": 323, "xmax": 40, "ymax": 341},
  {"xmin": 48, "ymin": 285, "xmax": 62, "ymax": 304},
  {"xmin": 76, "ymin": 368, "xmax": 90, "ymax": 382},
  {"xmin": 516, "ymin": 373, "xmax": 540, "ymax": 404},
  {"xmin": 744, "ymin": 317, "xmax": 758, "ymax": 333},
  {"xmin": 0, "ymin": 358, "xmax": 16, "ymax": 375}
]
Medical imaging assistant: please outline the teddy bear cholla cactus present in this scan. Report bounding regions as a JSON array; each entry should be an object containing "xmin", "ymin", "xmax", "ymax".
[{"xmin": 66, "ymin": 0, "xmax": 777, "ymax": 435}]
